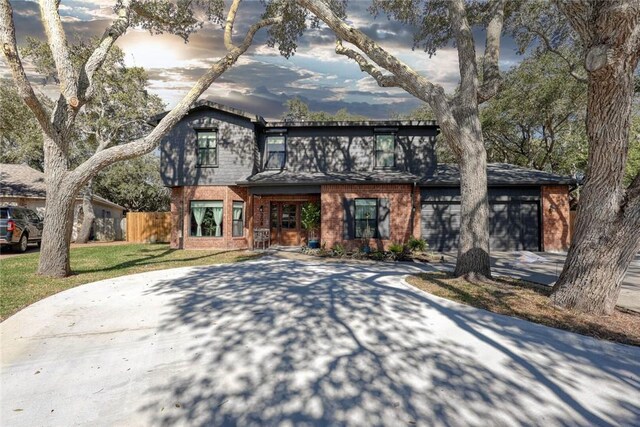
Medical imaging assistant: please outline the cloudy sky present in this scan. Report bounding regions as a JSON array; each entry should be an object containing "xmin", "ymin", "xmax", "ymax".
[{"xmin": 3, "ymin": 0, "xmax": 524, "ymax": 120}]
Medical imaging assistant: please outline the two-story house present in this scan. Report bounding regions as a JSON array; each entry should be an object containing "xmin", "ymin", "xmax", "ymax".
[{"xmin": 157, "ymin": 100, "xmax": 574, "ymax": 252}]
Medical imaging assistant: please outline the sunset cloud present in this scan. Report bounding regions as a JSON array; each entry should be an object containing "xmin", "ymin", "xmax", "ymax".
[{"xmin": 2, "ymin": 1, "xmax": 523, "ymax": 119}]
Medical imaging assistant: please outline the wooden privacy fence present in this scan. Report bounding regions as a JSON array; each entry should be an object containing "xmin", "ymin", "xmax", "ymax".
[
  {"xmin": 569, "ymin": 210, "xmax": 576, "ymax": 243},
  {"xmin": 126, "ymin": 212, "xmax": 171, "ymax": 243}
]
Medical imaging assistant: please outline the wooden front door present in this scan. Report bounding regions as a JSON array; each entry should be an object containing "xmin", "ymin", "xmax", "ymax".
[{"xmin": 270, "ymin": 202, "xmax": 301, "ymax": 246}]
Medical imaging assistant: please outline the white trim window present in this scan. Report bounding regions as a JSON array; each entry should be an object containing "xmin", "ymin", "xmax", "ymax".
[{"xmin": 190, "ymin": 200, "xmax": 223, "ymax": 237}]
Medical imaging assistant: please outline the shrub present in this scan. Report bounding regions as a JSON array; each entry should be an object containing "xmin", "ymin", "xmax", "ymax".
[
  {"xmin": 332, "ymin": 243, "xmax": 346, "ymax": 257},
  {"xmin": 388, "ymin": 242, "xmax": 412, "ymax": 261},
  {"xmin": 407, "ymin": 236, "xmax": 428, "ymax": 252},
  {"xmin": 388, "ymin": 243, "xmax": 405, "ymax": 254},
  {"xmin": 369, "ymin": 250, "xmax": 386, "ymax": 261}
]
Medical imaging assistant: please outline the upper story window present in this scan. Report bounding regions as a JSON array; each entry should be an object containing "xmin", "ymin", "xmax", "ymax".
[
  {"xmin": 375, "ymin": 134, "xmax": 395, "ymax": 168},
  {"xmin": 265, "ymin": 135, "xmax": 286, "ymax": 169},
  {"xmin": 197, "ymin": 130, "xmax": 218, "ymax": 167}
]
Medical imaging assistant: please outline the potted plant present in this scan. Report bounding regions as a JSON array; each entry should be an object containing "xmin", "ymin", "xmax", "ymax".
[{"xmin": 301, "ymin": 202, "xmax": 321, "ymax": 249}]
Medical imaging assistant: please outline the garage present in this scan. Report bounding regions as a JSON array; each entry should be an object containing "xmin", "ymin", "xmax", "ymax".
[{"xmin": 421, "ymin": 187, "xmax": 541, "ymax": 251}]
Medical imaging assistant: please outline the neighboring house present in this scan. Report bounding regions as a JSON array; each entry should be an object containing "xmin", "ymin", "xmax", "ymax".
[
  {"xmin": 0, "ymin": 163, "xmax": 125, "ymax": 241},
  {"xmin": 157, "ymin": 101, "xmax": 574, "ymax": 252}
]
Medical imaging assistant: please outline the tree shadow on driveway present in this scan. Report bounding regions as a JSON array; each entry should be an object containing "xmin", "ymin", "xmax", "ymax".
[{"xmin": 139, "ymin": 257, "xmax": 640, "ymax": 426}]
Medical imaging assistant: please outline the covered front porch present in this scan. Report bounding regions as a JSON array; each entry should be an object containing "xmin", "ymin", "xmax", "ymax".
[{"xmin": 249, "ymin": 191, "xmax": 321, "ymax": 249}]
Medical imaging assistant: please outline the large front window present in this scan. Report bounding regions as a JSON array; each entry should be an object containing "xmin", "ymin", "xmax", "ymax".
[
  {"xmin": 190, "ymin": 201, "xmax": 223, "ymax": 237},
  {"xmin": 355, "ymin": 199, "xmax": 378, "ymax": 238},
  {"xmin": 197, "ymin": 130, "xmax": 218, "ymax": 167},
  {"xmin": 375, "ymin": 134, "xmax": 395, "ymax": 168},
  {"xmin": 265, "ymin": 136, "xmax": 286, "ymax": 169}
]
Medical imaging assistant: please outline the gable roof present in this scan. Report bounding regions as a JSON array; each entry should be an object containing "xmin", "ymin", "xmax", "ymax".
[
  {"xmin": 0, "ymin": 164, "xmax": 126, "ymax": 210},
  {"xmin": 150, "ymin": 100, "xmax": 439, "ymax": 129},
  {"xmin": 150, "ymin": 99, "xmax": 267, "ymax": 126},
  {"xmin": 422, "ymin": 163, "xmax": 577, "ymax": 186}
]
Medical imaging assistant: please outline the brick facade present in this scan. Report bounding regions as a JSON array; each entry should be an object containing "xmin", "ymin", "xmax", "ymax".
[
  {"xmin": 170, "ymin": 183, "xmax": 572, "ymax": 252},
  {"xmin": 541, "ymin": 185, "xmax": 571, "ymax": 252},
  {"xmin": 320, "ymin": 184, "xmax": 420, "ymax": 251},
  {"xmin": 170, "ymin": 185, "xmax": 250, "ymax": 250}
]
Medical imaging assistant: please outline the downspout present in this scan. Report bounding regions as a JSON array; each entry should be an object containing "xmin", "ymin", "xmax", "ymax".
[{"xmin": 410, "ymin": 181, "xmax": 417, "ymax": 238}]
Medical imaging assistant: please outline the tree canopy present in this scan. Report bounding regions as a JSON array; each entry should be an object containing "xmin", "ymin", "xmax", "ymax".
[
  {"xmin": 0, "ymin": 81, "xmax": 46, "ymax": 170},
  {"xmin": 282, "ymin": 97, "xmax": 368, "ymax": 121},
  {"xmin": 481, "ymin": 50, "xmax": 588, "ymax": 176}
]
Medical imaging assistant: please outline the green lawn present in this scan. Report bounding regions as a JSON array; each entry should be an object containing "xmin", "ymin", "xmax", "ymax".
[{"xmin": 0, "ymin": 243, "xmax": 260, "ymax": 320}]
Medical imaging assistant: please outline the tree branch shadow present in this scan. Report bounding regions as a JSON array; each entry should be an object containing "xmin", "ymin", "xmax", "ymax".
[{"xmin": 135, "ymin": 257, "xmax": 640, "ymax": 426}]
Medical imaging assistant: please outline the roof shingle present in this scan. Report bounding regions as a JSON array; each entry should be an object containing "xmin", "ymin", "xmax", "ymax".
[{"xmin": 0, "ymin": 163, "xmax": 125, "ymax": 209}]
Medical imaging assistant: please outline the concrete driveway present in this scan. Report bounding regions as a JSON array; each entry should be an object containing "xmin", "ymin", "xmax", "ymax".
[
  {"xmin": 1, "ymin": 258, "xmax": 639, "ymax": 426},
  {"xmin": 439, "ymin": 252, "xmax": 640, "ymax": 312}
]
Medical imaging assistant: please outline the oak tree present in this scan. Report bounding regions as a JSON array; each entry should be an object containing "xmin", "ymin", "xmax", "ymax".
[
  {"xmin": 548, "ymin": 0, "xmax": 640, "ymax": 314},
  {"xmin": 0, "ymin": 0, "xmax": 287, "ymax": 276},
  {"xmin": 297, "ymin": 0, "xmax": 511, "ymax": 278}
]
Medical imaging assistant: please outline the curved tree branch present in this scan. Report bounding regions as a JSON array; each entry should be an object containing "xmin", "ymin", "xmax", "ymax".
[
  {"xmin": 0, "ymin": 0, "xmax": 54, "ymax": 136},
  {"xmin": 529, "ymin": 25, "xmax": 587, "ymax": 83},
  {"xmin": 39, "ymin": 0, "xmax": 77, "ymax": 105},
  {"xmin": 78, "ymin": 0, "xmax": 133, "ymax": 104},
  {"xmin": 335, "ymin": 39, "xmax": 399, "ymax": 88},
  {"xmin": 296, "ymin": 0, "xmax": 460, "ymax": 153},
  {"xmin": 69, "ymin": 15, "xmax": 282, "ymax": 191},
  {"xmin": 224, "ymin": 0, "xmax": 242, "ymax": 50},
  {"xmin": 296, "ymin": 0, "xmax": 441, "ymax": 102}
]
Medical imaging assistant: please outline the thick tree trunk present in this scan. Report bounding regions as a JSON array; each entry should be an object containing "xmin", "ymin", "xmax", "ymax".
[
  {"xmin": 37, "ymin": 133, "xmax": 75, "ymax": 277},
  {"xmin": 453, "ymin": 121, "xmax": 492, "ymax": 278},
  {"xmin": 552, "ymin": 225, "xmax": 639, "ymax": 314},
  {"xmin": 37, "ymin": 185, "xmax": 76, "ymax": 277},
  {"xmin": 76, "ymin": 181, "xmax": 94, "ymax": 244},
  {"xmin": 551, "ymin": 39, "xmax": 640, "ymax": 314}
]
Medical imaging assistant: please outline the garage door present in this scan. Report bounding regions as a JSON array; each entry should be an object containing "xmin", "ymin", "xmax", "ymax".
[{"xmin": 421, "ymin": 187, "xmax": 540, "ymax": 251}]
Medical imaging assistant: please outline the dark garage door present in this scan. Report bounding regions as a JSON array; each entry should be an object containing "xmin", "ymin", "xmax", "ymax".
[{"xmin": 421, "ymin": 187, "xmax": 540, "ymax": 251}]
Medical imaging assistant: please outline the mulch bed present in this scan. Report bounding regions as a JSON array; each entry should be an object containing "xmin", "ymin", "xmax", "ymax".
[{"xmin": 407, "ymin": 272, "xmax": 640, "ymax": 347}]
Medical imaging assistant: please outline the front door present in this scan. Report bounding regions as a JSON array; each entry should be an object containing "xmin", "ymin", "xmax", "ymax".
[{"xmin": 270, "ymin": 202, "xmax": 300, "ymax": 246}]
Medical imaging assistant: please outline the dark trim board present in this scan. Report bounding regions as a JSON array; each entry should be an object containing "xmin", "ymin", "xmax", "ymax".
[{"xmin": 249, "ymin": 185, "xmax": 321, "ymax": 195}]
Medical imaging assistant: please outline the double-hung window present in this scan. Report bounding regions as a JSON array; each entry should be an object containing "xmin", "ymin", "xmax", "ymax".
[
  {"xmin": 265, "ymin": 136, "xmax": 286, "ymax": 169},
  {"xmin": 232, "ymin": 201, "xmax": 244, "ymax": 237},
  {"xmin": 354, "ymin": 199, "xmax": 378, "ymax": 238},
  {"xmin": 197, "ymin": 130, "xmax": 218, "ymax": 167},
  {"xmin": 375, "ymin": 134, "xmax": 395, "ymax": 168},
  {"xmin": 190, "ymin": 201, "xmax": 223, "ymax": 237}
]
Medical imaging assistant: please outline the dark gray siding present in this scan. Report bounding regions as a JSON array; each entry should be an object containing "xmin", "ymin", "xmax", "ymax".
[
  {"xmin": 421, "ymin": 187, "xmax": 541, "ymax": 251},
  {"xmin": 160, "ymin": 109, "xmax": 257, "ymax": 186},
  {"xmin": 258, "ymin": 126, "xmax": 437, "ymax": 176}
]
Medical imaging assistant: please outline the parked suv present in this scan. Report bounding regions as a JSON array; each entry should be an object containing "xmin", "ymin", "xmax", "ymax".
[{"xmin": 0, "ymin": 206, "xmax": 44, "ymax": 252}]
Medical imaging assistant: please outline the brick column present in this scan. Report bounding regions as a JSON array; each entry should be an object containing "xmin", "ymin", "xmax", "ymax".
[
  {"xmin": 541, "ymin": 185, "xmax": 571, "ymax": 252},
  {"xmin": 169, "ymin": 187, "xmax": 183, "ymax": 249}
]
